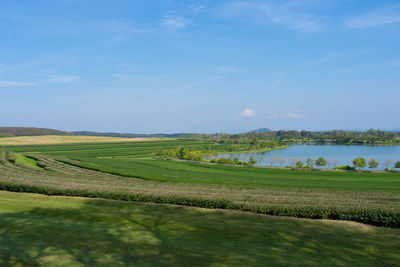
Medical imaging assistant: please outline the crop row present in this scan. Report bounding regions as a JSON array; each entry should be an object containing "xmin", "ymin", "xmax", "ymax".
[{"xmin": 0, "ymin": 181, "xmax": 399, "ymax": 228}]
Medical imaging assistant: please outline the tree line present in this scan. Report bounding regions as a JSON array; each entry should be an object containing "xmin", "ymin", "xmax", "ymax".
[{"xmin": 200, "ymin": 129, "xmax": 400, "ymax": 145}]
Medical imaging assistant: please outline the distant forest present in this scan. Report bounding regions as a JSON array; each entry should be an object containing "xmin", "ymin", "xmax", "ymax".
[
  {"xmin": 1, "ymin": 127, "xmax": 399, "ymax": 145},
  {"xmin": 208, "ymin": 129, "xmax": 400, "ymax": 145},
  {"xmin": 0, "ymin": 127, "xmax": 68, "ymax": 137}
]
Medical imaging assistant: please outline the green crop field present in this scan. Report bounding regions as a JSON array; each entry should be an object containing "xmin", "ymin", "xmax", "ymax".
[
  {"xmin": 1, "ymin": 137, "xmax": 400, "ymax": 265},
  {"xmin": 1, "ymin": 190, "xmax": 400, "ymax": 266}
]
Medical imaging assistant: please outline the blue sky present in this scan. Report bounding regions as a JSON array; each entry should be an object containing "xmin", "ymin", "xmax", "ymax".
[{"xmin": 1, "ymin": 0, "xmax": 399, "ymax": 133}]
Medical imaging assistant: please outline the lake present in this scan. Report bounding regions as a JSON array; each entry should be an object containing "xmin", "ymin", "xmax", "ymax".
[{"xmin": 206, "ymin": 144, "xmax": 400, "ymax": 170}]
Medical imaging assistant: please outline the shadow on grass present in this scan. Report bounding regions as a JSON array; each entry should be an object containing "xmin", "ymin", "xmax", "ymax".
[{"xmin": 0, "ymin": 197, "xmax": 399, "ymax": 266}]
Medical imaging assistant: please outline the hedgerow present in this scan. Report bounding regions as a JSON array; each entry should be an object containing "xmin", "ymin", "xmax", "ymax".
[{"xmin": 0, "ymin": 182, "xmax": 399, "ymax": 228}]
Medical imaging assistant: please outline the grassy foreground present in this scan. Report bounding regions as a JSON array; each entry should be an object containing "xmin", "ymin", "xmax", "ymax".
[{"xmin": 1, "ymin": 190, "xmax": 399, "ymax": 266}]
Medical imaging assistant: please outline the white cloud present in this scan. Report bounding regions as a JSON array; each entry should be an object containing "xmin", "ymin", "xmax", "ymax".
[
  {"xmin": 268, "ymin": 110, "xmax": 305, "ymax": 119},
  {"xmin": 188, "ymin": 4, "xmax": 206, "ymax": 14},
  {"xmin": 161, "ymin": 15, "xmax": 190, "ymax": 30},
  {"xmin": 268, "ymin": 113, "xmax": 279, "ymax": 119},
  {"xmin": 0, "ymin": 80, "xmax": 33, "ymax": 87},
  {"xmin": 241, "ymin": 108, "xmax": 256, "ymax": 117},
  {"xmin": 268, "ymin": 74, "xmax": 285, "ymax": 88},
  {"xmin": 40, "ymin": 75, "xmax": 80, "ymax": 83},
  {"xmin": 218, "ymin": 1, "xmax": 324, "ymax": 32},
  {"xmin": 287, "ymin": 112, "xmax": 304, "ymax": 119},
  {"xmin": 346, "ymin": 5, "xmax": 400, "ymax": 29}
]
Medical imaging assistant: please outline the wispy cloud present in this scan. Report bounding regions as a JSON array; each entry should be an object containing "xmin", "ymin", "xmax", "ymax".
[
  {"xmin": 188, "ymin": 4, "xmax": 206, "ymax": 14},
  {"xmin": 100, "ymin": 19, "xmax": 152, "ymax": 34},
  {"xmin": 168, "ymin": 75, "xmax": 221, "ymax": 95},
  {"xmin": 218, "ymin": 1, "xmax": 324, "ymax": 32},
  {"xmin": 268, "ymin": 74, "xmax": 285, "ymax": 88},
  {"xmin": 287, "ymin": 111, "xmax": 304, "ymax": 119},
  {"xmin": 388, "ymin": 60, "xmax": 400, "ymax": 67},
  {"xmin": 112, "ymin": 67, "xmax": 143, "ymax": 80},
  {"xmin": 40, "ymin": 75, "xmax": 80, "ymax": 83},
  {"xmin": 269, "ymin": 110, "xmax": 305, "ymax": 119},
  {"xmin": 216, "ymin": 66, "xmax": 243, "ymax": 73},
  {"xmin": 160, "ymin": 15, "xmax": 190, "ymax": 31},
  {"xmin": 240, "ymin": 108, "xmax": 256, "ymax": 117},
  {"xmin": 0, "ymin": 80, "xmax": 34, "ymax": 87},
  {"xmin": 346, "ymin": 5, "xmax": 400, "ymax": 29},
  {"xmin": 268, "ymin": 113, "xmax": 279, "ymax": 119}
]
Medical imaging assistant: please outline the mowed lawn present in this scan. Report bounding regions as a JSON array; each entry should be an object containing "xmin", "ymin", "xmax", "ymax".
[{"xmin": 1, "ymin": 191, "xmax": 399, "ymax": 267}]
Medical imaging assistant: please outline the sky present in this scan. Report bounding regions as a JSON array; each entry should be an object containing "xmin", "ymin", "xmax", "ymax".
[{"xmin": 0, "ymin": 0, "xmax": 399, "ymax": 133}]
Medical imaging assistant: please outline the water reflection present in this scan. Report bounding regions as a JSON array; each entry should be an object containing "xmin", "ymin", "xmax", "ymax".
[{"xmin": 205, "ymin": 145, "xmax": 400, "ymax": 170}]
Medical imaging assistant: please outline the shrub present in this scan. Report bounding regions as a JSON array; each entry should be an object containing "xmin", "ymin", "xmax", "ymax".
[
  {"xmin": 395, "ymin": 161, "xmax": 400, "ymax": 169},
  {"xmin": 334, "ymin": 165, "xmax": 356, "ymax": 171},
  {"xmin": 368, "ymin": 158, "xmax": 379, "ymax": 169},
  {"xmin": 248, "ymin": 156, "xmax": 257, "ymax": 165},
  {"xmin": 295, "ymin": 161, "xmax": 304, "ymax": 168},
  {"xmin": 305, "ymin": 158, "xmax": 314, "ymax": 168}
]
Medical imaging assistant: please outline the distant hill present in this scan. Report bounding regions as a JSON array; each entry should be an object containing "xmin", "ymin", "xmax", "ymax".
[
  {"xmin": 0, "ymin": 127, "xmax": 198, "ymax": 139},
  {"xmin": 249, "ymin": 128, "xmax": 271, "ymax": 133},
  {"xmin": 0, "ymin": 127, "xmax": 68, "ymax": 137}
]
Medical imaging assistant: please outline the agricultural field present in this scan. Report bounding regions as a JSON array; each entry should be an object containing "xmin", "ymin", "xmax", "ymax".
[
  {"xmin": 0, "ymin": 135, "xmax": 160, "ymax": 145},
  {"xmin": 1, "ymin": 190, "xmax": 400, "ymax": 266},
  {"xmin": 1, "ymin": 137, "xmax": 400, "ymax": 265}
]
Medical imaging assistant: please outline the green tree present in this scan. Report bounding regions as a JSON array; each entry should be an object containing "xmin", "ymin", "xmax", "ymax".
[
  {"xmin": 315, "ymin": 157, "xmax": 327, "ymax": 168},
  {"xmin": 248, "ymin": 156, "xmax": 257, "ymax": 165},
  {"xmin": 295, "ymin": 161, "xmax": 304, "ymax": 168},
  {"xmin": 305, "ymin": 158, "xmax": 314, "ymax": 168},
  {"xmin": 395, "ymin": 161, "xmax": 400, "ymax": 169},
  {"xmin": 368, "ymin": 158, "xmax": 379, "ymax": 169},
  {"xmin": 352, "ymin": 157, "xmax": 366, "ymax": 170},
  {"xmin": 177, "ymin": 147, "xmax": 188, "ymax": 159}
]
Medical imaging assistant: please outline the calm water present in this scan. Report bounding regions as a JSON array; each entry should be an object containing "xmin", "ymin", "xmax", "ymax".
[{"xmin": 207, "ymin": 145, "xmax": 400, "ymax": 170}]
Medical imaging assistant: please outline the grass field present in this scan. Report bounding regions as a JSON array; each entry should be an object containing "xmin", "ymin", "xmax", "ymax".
[
  {"xmin": 0, "ymin": 135, "xmax": 159, "ymax": 145},
  {"xmin": 1, "ymin": 190, "xmax": 399, "ymax": 266},
  {"xmin": 13, "ymin": 153, "xmax": 43, "ymax": 170},
  {"xmin": 1, "ymin": 137, "xmax": 400, "ymax": 265},
  {"xmin": 1, "ymin": 142, "xmax": 400, "ymax": 221}
]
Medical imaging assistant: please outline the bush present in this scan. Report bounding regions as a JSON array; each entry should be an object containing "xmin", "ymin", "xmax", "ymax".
[
  {"xmin": 395, "ymin": 161, "xmax": 400, "ymax": 169},
  {"xmin": 295, "ymin": 161, "xmax": 304, "ymax": 168},
  {"xmin": 334, "ymin": 165, "xmax": 356, "ymax": 171}
]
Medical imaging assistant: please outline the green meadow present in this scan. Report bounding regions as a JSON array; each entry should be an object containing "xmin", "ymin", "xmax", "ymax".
[
  {"xmin": 1, "ymin": 191, "xmax": 399, "ymax": 266},
  {"xmin": 1, "ymin": 137, "xmax": 400, "ymax": 265}
]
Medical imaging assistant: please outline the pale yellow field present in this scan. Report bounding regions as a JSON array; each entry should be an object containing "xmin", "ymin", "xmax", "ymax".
[{"xmin": 0, "ymin": 135, "xmax": 160, "ymax": 145}]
